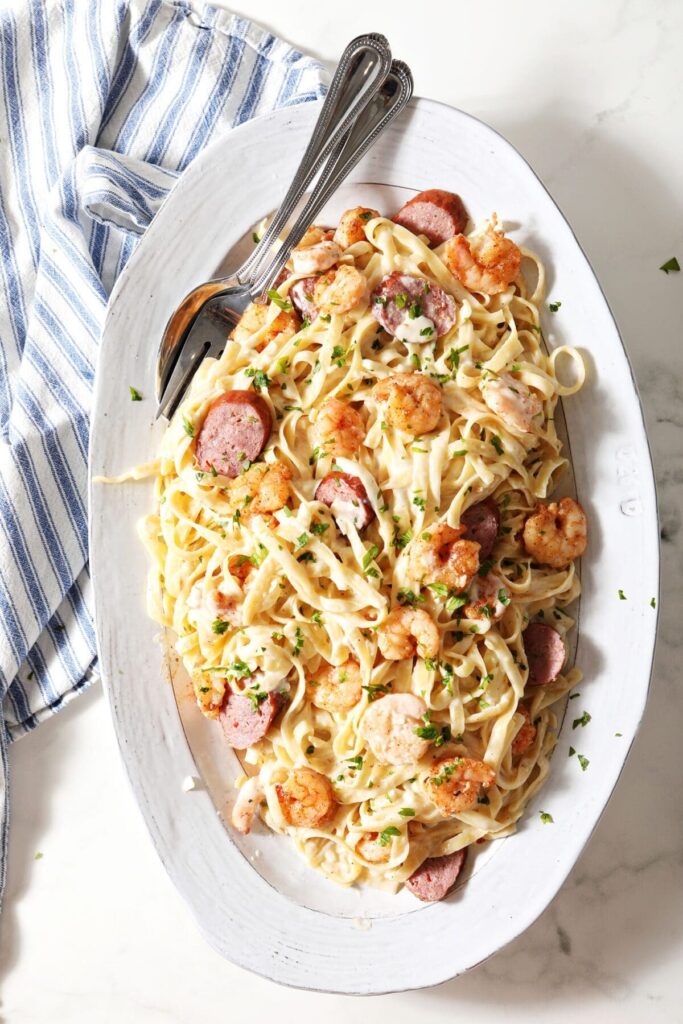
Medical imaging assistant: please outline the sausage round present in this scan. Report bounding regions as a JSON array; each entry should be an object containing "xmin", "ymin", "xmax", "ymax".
[
  {"xmin": 371, "ymin": 272, "xmax": 456, "ymax": 342},
  {"xmin": 289, "ymin": 277, "xmax": 319, "ymax": 321},
  {"xmin": 405, "ymin": 848, "xmax": 467, "ymax": 902},
  {"xmin": 461, "ymin": 498, "xmax": 500, "ymax": 561},
  {"xmin": 314, "ymin": 471, "xmax": 375, "ymax": 530},
  {"xmin": 522, "ymin": 622, "xmax": 567, "ymax": 686},
  {"xmin": 219, "ymin": 690, "xmax": 280, "ymax": 749},
  {"xmin": 393, "ymin": 189, "xmax": 468, "ymax": 246},
  {"xmin": 195, "ymin": 390, "xmax": 272, "ymax": 478}
]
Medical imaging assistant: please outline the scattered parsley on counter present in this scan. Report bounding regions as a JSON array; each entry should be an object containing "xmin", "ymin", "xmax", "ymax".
[
  {"xmin": 618, "ymin": 589, "xmax": 627, "ymax": 600},
  {"xmin": 659, "ymin": 257, "xmax": 680, "ymax": 274}
]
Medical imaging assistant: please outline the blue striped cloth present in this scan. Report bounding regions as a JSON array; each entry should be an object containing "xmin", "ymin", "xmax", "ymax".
[{"xmin": 0, "ymin": 0, "xmax": 326, "ymax": 902}]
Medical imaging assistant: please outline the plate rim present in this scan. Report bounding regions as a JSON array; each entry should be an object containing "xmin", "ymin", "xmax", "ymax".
[{"xmin": 89, "ymin": 94, "xmax": 660, "ymax": 994}]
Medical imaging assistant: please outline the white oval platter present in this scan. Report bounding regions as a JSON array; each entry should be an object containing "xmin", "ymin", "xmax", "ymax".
[{"xmin": 89, "ymin": 97, "xmax": 659, "ymax": 994}]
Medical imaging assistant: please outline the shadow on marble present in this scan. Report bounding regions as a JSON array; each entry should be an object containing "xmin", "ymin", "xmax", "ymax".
[{"xmin": 0, "ymin": 684, "xmax": 101, "ymax": 993}]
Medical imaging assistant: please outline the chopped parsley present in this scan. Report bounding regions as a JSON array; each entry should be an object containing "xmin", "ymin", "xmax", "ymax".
[
  {"xmin": 311, "ymin": 610, "xmax": 323, "ymax": 625},
  {"xmin": 399, "ymin": 807, "xmax": 416, "ymax": 817},
  {"xmin": 660, "ymin": 257, "xmax": 680, "ymax": 274},
  {"xmin": 397, "ymin": 588, "xmax": 425, "ymax": 607},
  {"xmin": 410, "ymin": 352, "xmax": 422, "ymax": 371},
  {"xmin": 650, "ymin": 597, "xmax": 657, "ymax": 608},
  {"xmin": 211, "ymin": 619, "xmax": 229, "ymax": 635},
  {"xmin": 363, "ymin": 682, "xmax": 391, "ymax": 702},
  {"xmin": 345, "ymin": 755, "xmax": 363, "ymax": 771},
  {"xmin": 394, "ymin": 292, "xmax": 407, "ymax": 309},
  {"xmin": 618, "ymin": 589, "xmax": 627, "ymax": 600},
  {"xmin": 408, "ymin": 302, "xmax": 422, "ymax": 319},
  {"xmin": 267, "ymin": 289, "xmax": 293, "ymax": 311},
  {"xmin": 377, "ymin": 826, "xmax": 401, "ymax": 847},
  {"xmin": 412, "ymin": 494, "xmax": 426, "ymax": 511},
  {"xmin": 129, "ymin": 386, "xmax": 143, "ymax": 401},
  {"xmin": 419, "ymin": 325, "xmax": 434, "ymax": 337},
  {"xmin": 490, "ymin": 434, "xmax": 504, "ymax": 456},
  {"xmin": 446, "ymin": 344, "xmax": 468, "ymax": 376},
  {"xmin": 292, "ymin": 627, "xmax": 304, "ymax": 656},
  {"xmin": 548, "ymin": 300, "xmax": 562, "ymax": 312},
  {"xmin": 182, "ymin": 416, "xmax": 195, "ymax": 438},
  {"xmin": 427, "ymin": 582, "xmax": 449, "ymax": 598},
  {"xmin": 572, "ymin": 710, "xmax": 592, "ymax": 730},
  {"xmin": 362, "ymin": 544, "xmax": 380, "ymax": 570},
  {"xmin": 295, "ymin": 532, "xmax": 310, "ymax": 549},
  {"xmin": 569, "ymin": 746, "xmax": 576, "ymax": 757},
  {"xmin": 252, "ymin": 231, "xmax": 260, "ymax": 243},
  {"xmin": 245, "ymin": 367, "xmax": 271, "ymax": 392},
  {"xmin": 577, "ymin": 754, "xmax": 590, "ymax": 771},
  {"xmin": 539, "ymin": 811, "xmax": 554, "ymax": 824},
  {"xmin": 311, "ymin": 521, "xmax": 329, "ymax": 536}
]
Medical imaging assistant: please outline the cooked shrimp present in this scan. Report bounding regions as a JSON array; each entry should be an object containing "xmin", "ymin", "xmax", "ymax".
[
  {"xmin": 276, "ymin": 768, "xmax": 337, "ymax": 828},
  {"xmin": 425, "ymin": 756, "xmax": 496, "ymax": 816},
  {"xmin": 362, "ymin": 693, "xmax": 430, "ymax": 766},
  {"xmin": 511, "ymin": 704, "xmax": 536, "ymax": 757},
  {"xmin": 230, "ymin": 301, "xmax": 300, "ymax": 352},
  {"xmin": 445, "ymin": 216, "xmax": 522, "ymax": 295},
  {"xmin": 481, "ymin": 373, "xmax": 543, "ymax": 433},
  {"xmin": 371, "ymin": 372, "xmax": 443, "ymax": 435},
  {"xmin": 523, "ymin": 497, "xmax": 587, "ymax": 568},
  {"xmin": 334, "ymin": 206, "xmax": 380, "ymax": 249},
  {"xmin": 409, "ymin": 523, "xmax": 480, "ymax": 591},
  {"xmin": 313, "ymin": 264, "xmax": 368, "ymax": 315},
  {"xmin": 291, "ymin": 238, "xmax": 341, "ymax": 276},
  {"xmin": 462, "ymin": 573, "xmax": 510, "ymax": 626},
  {"xmin": 207, "ymin": 587, "xmax": 241, "ymax": 626},
  {"xmin": 306, "ymin": 658, "xmax": 362, "ymax": 713},
  {"xmin": 355, "ymin": 831, "xmax": 391, "ymax": 863},
  {"xmin": 225, "ymin": 463, "xmax": 291, "ymax": 520},
  {"xmin": 313, "ymin": 398, "xmax": 365, "ymax": 457},
  {"xmin": 231, "ymin": 776, "xmax": 265, "ymax": 834},
  {"xmin": 377, "ymin": 607, "xmax": 440, "ymax": 661}
]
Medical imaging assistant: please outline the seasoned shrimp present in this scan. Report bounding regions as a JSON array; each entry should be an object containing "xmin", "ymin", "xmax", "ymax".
[
  {"xmin": 225, "ymin": 463, "xmax": 291, "ymax": 520},
  {"xmin": 313, "ymin": 264, "xmax": 368, "ymax": 315},
  {"xmin": 481, "ymin": 373, "xmax": 543, "ymax": 433},
  {"xmin": 313, "ymin": 398, "xmax": 365, "ymax": 457},
  {"xmin": 378, "ymin": 607, "xmax": 440, "ymax": 661},
  {"xmin": 409, "ymin": 523, "xmax": 480, "ymax": 591},
  {"xmin": 523, "ymin": 497, "xmax": 587, "ymax": 568},
  {"xmin": 334, "ymin": 206, "xmax": 380, "ymax": 249},
  {"xmin": 231, "ymin": 776, "xmax": 265, "ymax": 834},
  {"xmin": 511, "ymin": 703, "xmax": 536, "ymax": 757},
  {"xmin": 463, "ymin": 573, "xmax": 510, "ymax": 626},
  {"xmin": 445, "ymin": 216, "xmax": 522, "ymax": 295},
  {"xmin": 276, "ymin": 768, "xmax": 337, "ymax": 828},
  {"xmin": 425, "ymin": 756, "xmax": 496, "ymax": 816},
  {"xmin": 371, "ymin": 372, "xmax": 443, "ymax": 435},
  {"xmin": 207, "ymin": 587, "xmax": 241, "ymax": 626},
  {"xmin": 291, "ymin": 233, "xmax": 341, "ymax": 275},
  {"xmin": 228, "ymin": 553, "xmax": 254, "ymax": 582},
  {"xmin": 306, "ymin": 659, "xmax": 362, "ymax": 712},
  {"xmin": 355, "ymin": 831, "xmax": 391, "ymax": 863},
  {"xmin": 362, "ymin": 693, "xmax": 430, "ymax": 766},
  {"xmin": 230, "ymin": 301, "xmax": 300, "ymax": 352}
]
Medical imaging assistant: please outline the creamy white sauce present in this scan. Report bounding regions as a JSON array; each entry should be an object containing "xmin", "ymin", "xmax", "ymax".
[{"xmin": 396, "ymin": 313, "xmax": 436, "ymax": 345}]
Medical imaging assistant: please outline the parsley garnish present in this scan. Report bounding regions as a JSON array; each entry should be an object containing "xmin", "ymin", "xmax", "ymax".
[
  {"xmin": 311, "ymin": 521, "xmax": 329, "ymax": 536},
  {"xmin": 345, "ymin": 755, "xmax": 363, "ymax": 771},
  {"xmin": 397, "ymin": 588, "xmax": 425, "ymax": 607},
  {"xmin": 267, "ymin": 289, "xmax": 293, "ymax": 311},
  {"xmin": 490, "ymin": 434, "xmax": 504, "ymax": 456},
  {"xmin": 577, "ymin": 754, "xmax": 590, "ymax": 771},
  {"xmin": 394, "ymin": 292, "xmax": 407, "ymax": 309},
  {"xmin": 129, "ymin": 386, "xmax": 143, "ymax": 401},
  {"xmin": 660, "ymin": 257, "xmax": 680, "ymax": 274},
  {"xmin": 245, "ymin": 367, "xmax": 271, "ymax": 392},
  {"xmin": 377, "ymin": 826, "xmax": 401, "ymax": 847},
  {"xmin": 292, "ymin": 627, "xmax": 304, "ymax": 656},
  {"xmin": 572, "ymin": 710, "xmax": 591, "ymax": 729},
  {"xmin": 412, "ymin": 494, "xmax": 426, "ymax": 511},
  {"xmin": 211, "ymin": 619, "xmax": 229, "ymax": 635},
  {"xmin": 182, "ymin": 416, "xmax": 195, "ymax": 438},
  {"xmin": 363, "ymin": 682, "xmax": 391, "ymax": 701},
  {"xmin": 399, "ymin": 807, "xmax": 415, "ymax": 817},
  {"xmin": 549, "ymin": 300, "xmax": 562, "ymax": 312},
  {"xmin": 650, "ymin": 597, "xmax": 656, "ymax": 608},
  {"xmin": 539, "ymin": 811, "xmax": 554, "ymax": 824},
  {"xmin": 618, "ymin": 589, "xmax": 626, "ymax": 600},
  {"xmin": 362, "ymin": 544, "xmax": 380, "ymax": 570},
  {"xmin": 295, "ymin": 532, "xmax": 310, "ymax": 550}
]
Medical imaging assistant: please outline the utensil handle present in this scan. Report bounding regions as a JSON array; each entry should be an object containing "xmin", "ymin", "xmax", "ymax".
[
  {"xmin": 248, "ymin": 60, "xmax": 414, "ymax": 299},
  {"xmin": 237, "ymin": 33, "xmax": 392, "ymax": 283}
]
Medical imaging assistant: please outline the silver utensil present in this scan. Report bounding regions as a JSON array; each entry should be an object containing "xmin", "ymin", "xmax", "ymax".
[{"xmin": 155, "ymin": 48, "xmax": 413, "ymax": 419}]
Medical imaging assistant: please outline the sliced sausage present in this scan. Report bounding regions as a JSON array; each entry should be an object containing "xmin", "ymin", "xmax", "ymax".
[
  {"xmin": 393, "ymin": 189, "xmax": 468, "ymax": 246},
  {"xmin": 461, "ymin": 497, "xmax": 500, "ymax": 561},
  {"xmin": 219, "ymin": 690, "xmax": 280, "ymax": 749},
  {"xmin": 371, "ymin": 271, "xmax": 456, "ymax": 344},
  {"xmin": 289, "ymin": 277, "xmax": 319, "ymax": 321},
  {"xmin": 522, "ymin": 622, "xmax": 567, "ymax": 686},
  {"xmin": 405, "ymin": 848, "xmax": 467, "ymax": 902},
  {"xmin": 195, "ymin": 390, "xmax": 272, "ymax": 478},
  {"xmin": 314, "ymin": 471, "xmax": 375, "ymax": 531}
]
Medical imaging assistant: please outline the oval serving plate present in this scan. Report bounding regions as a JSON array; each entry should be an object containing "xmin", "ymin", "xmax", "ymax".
[{"xmin": 89, "ymin": 98, "xmax": 659, "ymax": 994}]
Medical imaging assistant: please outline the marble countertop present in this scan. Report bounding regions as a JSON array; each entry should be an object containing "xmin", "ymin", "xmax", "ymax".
[{"xmin": 3, "ymin": 1, "xmax": 682, "ymax": 1020}]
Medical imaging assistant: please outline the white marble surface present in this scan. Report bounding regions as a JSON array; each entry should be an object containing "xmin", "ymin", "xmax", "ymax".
[{"xmin": 3, "ymin": 0, "xmax": 682, "ymax": 1019}]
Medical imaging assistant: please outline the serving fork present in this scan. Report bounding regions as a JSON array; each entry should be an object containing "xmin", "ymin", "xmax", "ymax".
[{"xmin": 155, "ymin": 34, "xmax": 413, "ymax": 419}]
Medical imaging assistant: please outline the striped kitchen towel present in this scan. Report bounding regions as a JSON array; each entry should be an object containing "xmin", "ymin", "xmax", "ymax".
[{"xmin": 0, "ymin": 0, "xmax": 326, "ymax": 903}]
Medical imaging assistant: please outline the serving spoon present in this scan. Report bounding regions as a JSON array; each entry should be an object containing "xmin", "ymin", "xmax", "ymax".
[{"xmin": 155, "ymin": 40, "xmax": 413, "ymax": 419}]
